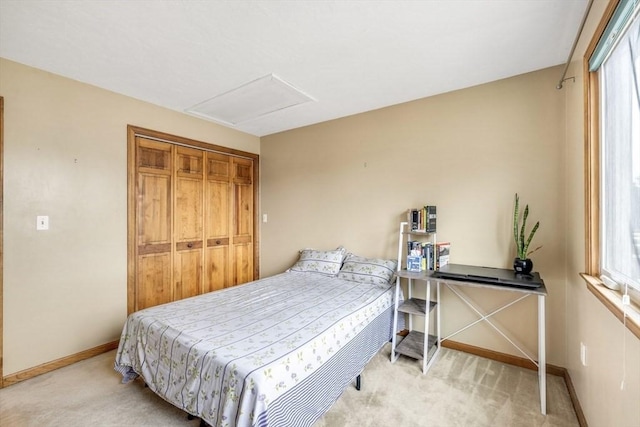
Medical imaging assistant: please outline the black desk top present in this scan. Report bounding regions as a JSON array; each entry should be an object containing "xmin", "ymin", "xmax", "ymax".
[{"xmin": 396, "ymin": 267, "xmax": 548, "ymax": 296}]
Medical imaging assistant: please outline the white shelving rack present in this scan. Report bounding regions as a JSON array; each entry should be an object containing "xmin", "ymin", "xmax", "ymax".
[{"xmin": 391, "ymin": 221, "xmax": 441, "ymax": 374}]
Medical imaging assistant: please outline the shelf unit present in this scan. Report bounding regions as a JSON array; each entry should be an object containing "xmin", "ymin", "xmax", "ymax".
[{"xmin": 391, "ymin": 221, "xmax": 441, "ymax": 374}]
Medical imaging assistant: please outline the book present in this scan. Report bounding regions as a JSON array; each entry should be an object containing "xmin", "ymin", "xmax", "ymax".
[
  {"xmin": 436, "ymin": 242, "xmax": 450, "ymax": 269},
  {"xmin": 425, "ymin": 205, "xmax": 436, "ymax": 232},
  {"xmin": 409, "ymin": 209, "xmax": 421, "ymax": 231}
]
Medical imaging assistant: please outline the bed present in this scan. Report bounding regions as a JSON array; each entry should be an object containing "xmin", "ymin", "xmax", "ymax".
[{"xmin": 114, "ymin": 248, "xmax": 398, "ymax": 427}]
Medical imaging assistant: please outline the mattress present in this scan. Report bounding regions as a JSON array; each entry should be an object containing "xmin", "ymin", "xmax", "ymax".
[{"xmin": 114, "ymin": 270, "xmax": 396, "ymax": 427}]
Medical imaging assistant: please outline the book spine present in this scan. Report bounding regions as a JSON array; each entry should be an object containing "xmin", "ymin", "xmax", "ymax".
[
  {"xmin": 410, "ymin": 209, "xmax": 420, "ymax": 231},
  {"xmin": 425, "ymin": 205, "xmax": 437, "ymax": 232},
  {"xmin": 425, "ymin": 242, "xmax": 433, "ymax": 270}
]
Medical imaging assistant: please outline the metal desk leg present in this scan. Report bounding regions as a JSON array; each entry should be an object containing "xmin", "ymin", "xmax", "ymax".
[{"xmin": 538, "ymin": 294, "xmax": 546, "ymax": 415}]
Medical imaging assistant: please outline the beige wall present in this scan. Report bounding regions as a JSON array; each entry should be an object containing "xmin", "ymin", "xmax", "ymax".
[
  {"xmin": 563, "ymin": 1, "xmax": 640, "ymax": 426},
  {"xmin": 0, "ymin": 58, "xmax": 260, "ymax": 375},
  {"xmin": 3, "ymin": 4, "xmax": 639, "ymax": 422},
  {"xmin": 262, "ymin": 66, "xmax": 567, "ymax": 365}
]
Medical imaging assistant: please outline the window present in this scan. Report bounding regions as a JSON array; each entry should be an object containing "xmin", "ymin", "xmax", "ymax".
[
  {"xmin": 599, "ymin": 7, "xmax": 640, "ymax": 291},
  {"xmin": 585, "ymin": 0, "xmax": 640, "ymax": 339}
]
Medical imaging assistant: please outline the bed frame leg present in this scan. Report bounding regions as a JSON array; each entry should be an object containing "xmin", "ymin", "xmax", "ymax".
[
  {"xmin": 200, "ymin": 420, "xmax": 208, "ymax": 427},
  {"xmin": 356, "ymin": 374, "xmax": 361, "ymax": 391}
]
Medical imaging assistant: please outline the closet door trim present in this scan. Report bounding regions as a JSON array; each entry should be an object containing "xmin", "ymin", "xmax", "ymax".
[{"xmin": 127, "ymin": 125, "xmax": 259, "ymax": 315}]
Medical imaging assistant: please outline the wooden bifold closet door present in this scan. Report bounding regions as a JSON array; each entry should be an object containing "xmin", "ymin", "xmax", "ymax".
[{"xmin": 128, "ymin": 127, "xmax": 257, "ymax": 313}]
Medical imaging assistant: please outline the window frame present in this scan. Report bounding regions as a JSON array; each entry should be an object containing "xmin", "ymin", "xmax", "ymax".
[{"xmin": 583, "ymin": 0, "xmax": 640, "ymax": 339}]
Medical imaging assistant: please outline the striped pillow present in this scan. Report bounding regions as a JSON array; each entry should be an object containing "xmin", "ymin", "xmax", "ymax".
[
  {"xmin": 337, "ymin": 254, "xmax": 397, "ymax": 286},
  {"xmin": 289, "ymin": 247, "xmax": 347, "ymax": 276}
]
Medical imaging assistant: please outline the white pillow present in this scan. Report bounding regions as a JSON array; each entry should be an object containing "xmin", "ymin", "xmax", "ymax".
[
  {"xmin": 337, "ymin": 254, "xmax": 397, "ymax": 285},
  {"xmin": 289, "ymin": 247, "xmax": 347, "ymax": 276}
]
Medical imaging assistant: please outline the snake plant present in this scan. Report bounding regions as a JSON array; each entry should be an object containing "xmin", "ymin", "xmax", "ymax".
[{"xmin": 513, "ymin": 193, "xmax": 541, "ymax": 259}]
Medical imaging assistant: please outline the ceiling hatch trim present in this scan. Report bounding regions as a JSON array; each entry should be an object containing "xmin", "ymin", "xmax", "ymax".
[{"xmin": 185, "ymin": 74, "xmax": 315, "ymax": 126}]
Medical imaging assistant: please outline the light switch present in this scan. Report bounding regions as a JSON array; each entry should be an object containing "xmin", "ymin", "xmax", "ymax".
[
  {"xmin": 36, "ymin": 215, "xmax": 49, "ymax": 230},
  {"xmin": 262, "ymin": 214, "xmax": 268, "ymax": 223}
]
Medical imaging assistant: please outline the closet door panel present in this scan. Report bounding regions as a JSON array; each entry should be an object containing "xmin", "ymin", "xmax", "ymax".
[
  {"xmin": 175, "ymin": 178, "xmax": 203, "ymax": 240},
  {"xmin": 138, "ymin": 253, "xmax": 172, "ymax": 310},
  {"xmin": 174, "ymin": 146, "xmax": 204, "ymax": 298},
  {"xmin": 232, "ymin": 157, "xmax": 253, "ymax": 239},
  {"xmin": 138, "ymin": 174, "xmax": 171, "ymax": 245},
  {"xmin": 233, "ymin": 157, "xmax": 253, "ymax": 184},
  {"xmin": 175, "ymin": 147, "xmax": 204, "ymax": 241},
  {"xmin": 205, "ymin": 244, "xmax": 229, "ymax": 292},
  {"xmin": 207, "ymin": 152, "xmax": 230, "ymax": 179},
  {"xmin": 135, "ymin": 138, "xmax": 173, "ymax": 312},
  {"xmin": 136, "ymin": 138, "xmax": 172, "ymax": 247},
  {"xmin": 137, "ymin": 139, "xmax": 171, "ymax": 173},
  {"xmin": 233, "ymin": 183, "xmax": 253, "ymax": 238},
  {"xmin": 206, "ymin": 181, "xmax": 230, "ymax": 237},
  {"xmin": 174, "ymin": 248, "xmax": 202, "ymax": 300},
  {"xmin": 232, "ymin": 157, "xmax": 254, "ymax": 284},
  {"xmin": 205, "ymin": 152, "xmax": 232, "ymax": 291},
  {"xmin": 232, "ymin": 243, "xmax": 253, "ymax": 286}
]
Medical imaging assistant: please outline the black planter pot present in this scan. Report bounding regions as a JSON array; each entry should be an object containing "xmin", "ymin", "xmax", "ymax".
[{"xmin": 513, "ymin": 257, "xmax": 533, "ymax": 274}]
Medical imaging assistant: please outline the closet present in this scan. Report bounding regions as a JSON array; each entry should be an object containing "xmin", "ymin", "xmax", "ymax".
[{"xmin": 127, "ymin": 126, "xmax": 257, "ymax": 313}]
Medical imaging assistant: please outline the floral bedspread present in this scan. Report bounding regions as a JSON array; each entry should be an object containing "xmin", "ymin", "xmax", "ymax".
[{"xmin": 114, "ymin": 271, "xmax": 395, "ymax": 427}]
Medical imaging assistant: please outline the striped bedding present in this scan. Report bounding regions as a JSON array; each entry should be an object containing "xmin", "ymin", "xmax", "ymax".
[{"xmin": 114, "ymin": 270, "xmax": 395, "ymax": 427}]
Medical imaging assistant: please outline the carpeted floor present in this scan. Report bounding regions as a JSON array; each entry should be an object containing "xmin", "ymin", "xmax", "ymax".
[
  {"xmin": 0, "ymin": 344, "xmax": 579, "ymax": 426},
  {"xmin": 315, "ymin": 344, "xmax": 578, "ymax": 427}
]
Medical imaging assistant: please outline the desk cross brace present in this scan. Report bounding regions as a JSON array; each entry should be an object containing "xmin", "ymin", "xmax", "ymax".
[{"xmin": 442, "ymin": 284, "xmax": 538, "ymax": 368}]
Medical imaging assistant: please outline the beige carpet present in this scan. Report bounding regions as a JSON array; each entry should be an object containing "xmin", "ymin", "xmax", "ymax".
[{"xmin": 0, "ymin": 344, "xmax": 579, "ymax": 427}]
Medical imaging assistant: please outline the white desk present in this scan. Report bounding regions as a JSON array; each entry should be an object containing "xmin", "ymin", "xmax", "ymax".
[{"xmin": 429, "ymin": 272, "xmax": 548, "ymax": 415}]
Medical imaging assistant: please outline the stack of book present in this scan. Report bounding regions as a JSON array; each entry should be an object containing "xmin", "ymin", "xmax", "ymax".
[
  {"xmin": 408, "ymin": 206, "xmax": 436, "ymax": 232},
  {"xmin": 406, "ymin": 241, "xmax": 450, "ymax": 272},
  {"xmin": 406, "ymin": 240, "xmax": 434, "ymax": 272}
]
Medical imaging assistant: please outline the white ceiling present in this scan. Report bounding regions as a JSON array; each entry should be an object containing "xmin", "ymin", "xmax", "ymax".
[{"xmin": 0, "ymin": 0, "xmax": 589, "ymax": 137}]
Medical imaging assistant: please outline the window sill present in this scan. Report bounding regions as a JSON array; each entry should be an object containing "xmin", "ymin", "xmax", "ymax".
[{"xmin": 580, "ymin": 273, "xmax": 640, "ymax": 340}]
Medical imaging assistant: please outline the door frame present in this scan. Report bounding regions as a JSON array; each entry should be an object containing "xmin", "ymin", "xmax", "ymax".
[
  {"xmin": 127, "ymin": 125, "xmax": 260, "ymax": 314},
  {"xmin": 0, "ymin": 97, "xmax": 4, "ymax": 387}
]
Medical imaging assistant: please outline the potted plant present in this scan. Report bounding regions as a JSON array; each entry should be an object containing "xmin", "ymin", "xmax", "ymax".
[{"xmin": 513, "ymin": 193, "xmax": 541, "ymax": 274}]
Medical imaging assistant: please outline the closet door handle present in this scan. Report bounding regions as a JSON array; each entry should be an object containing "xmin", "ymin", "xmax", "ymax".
[{"xmin": 187, "ymin": 243, "xmax": 193, "ymax": 248}]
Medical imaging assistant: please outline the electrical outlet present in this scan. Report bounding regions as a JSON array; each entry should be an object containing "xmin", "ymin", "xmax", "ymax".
[{"xmin": 580, "ymin": 342, "xmax": 587, "ymax": 366}]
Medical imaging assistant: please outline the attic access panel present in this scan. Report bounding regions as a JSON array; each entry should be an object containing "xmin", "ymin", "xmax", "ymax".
[{"xmin": 186, "ymin": 74, "xmax": 314, "ymax": 125}]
